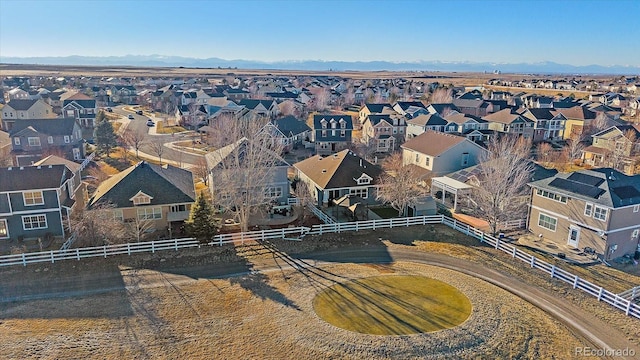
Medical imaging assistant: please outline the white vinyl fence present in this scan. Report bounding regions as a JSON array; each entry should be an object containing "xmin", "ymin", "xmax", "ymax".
[{"xmin": 1, "ymin": 214, "xmax": 637, "ymax": 319}]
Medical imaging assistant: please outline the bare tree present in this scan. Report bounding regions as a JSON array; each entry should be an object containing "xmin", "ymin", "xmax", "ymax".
[
  {"xmin": 190, "ymin": 156, "xmax": 209, "ymax": 186},
  {"xmin": 430, "ymin": 87, "xmax": 453, "ymax": 103},
  {"xmin": 278, "ymin": 100, "xmax": 297, "ymax": 117},
  {"xmin": 564, "ymin": 138, "xmax": 585, "ymax": 164},
  {"xmin": 536, "ymin": 142, "xmax": 556, "ymax": 165},
  {"xmin": 583, "ymin": 112, "xmax": 612, "ymax": 139},
  {"xmin": 310, "ymin": 87, "xmax": 330, "ymax": 111},
  {"xmin": 122, "ymin": 130, "xmax": 146, "ymax": 158},
  {"xmin": 471, "ymin": 135, "xmax": 534, "ymax": 235},
  {"xmin": 0, "ymin": 150, "xmax": 13, "ymax": 167},
  {"xmin": 376, "ymin": 152, "xmax": 429, "ymax": 217},
  {"xmin": 148, "ymin": 138, "xmax": 166, "ymax": 164},
  {"xmin": 69, "ymin": 204, "xmax": 129, "ymax": 247},
  {"xmin": 292, "ymin": 179, "xmax": 315, "ymax": 226},
  {"xmin": 206, "ymin": 116, "xmax": 287, "ymax": 232}
]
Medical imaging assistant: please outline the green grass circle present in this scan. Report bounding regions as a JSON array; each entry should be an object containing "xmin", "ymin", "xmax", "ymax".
[{"xmin": 313, "ymin": 275, "xmax": 472, "ymax": 335}]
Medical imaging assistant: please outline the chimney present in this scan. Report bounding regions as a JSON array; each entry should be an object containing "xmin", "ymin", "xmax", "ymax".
[{"xmin": 359, "ymin": 159, "xmax": 363, "ymax": 167}]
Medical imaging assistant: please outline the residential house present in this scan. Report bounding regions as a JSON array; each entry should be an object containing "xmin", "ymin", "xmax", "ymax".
[
  {"xmin": 392, "ymin": 101, "xmax": 428, "ymax": 119},
  {"xmin": 519, "ymin": 108, "xmax": 567, "ymax": 142},
  {"xmin": 108, "ymin": 85, "xmax": 137, "ymax": 105},
  {"xmin": 294, "ymin": 149, "xmax": 383, "ymax": 206},
  {"xmin": 483, "ymin": 108, "xmax": 535, "ymax": 139},
  {"xmin": 1, "ymin": 99, "xmax": 56, "ymax": 131},
  {"xmin": 582, "ymin": 125, "xmax": 640, "ymax": 175},
  {"xmin": 0, "ymin": 164, "xmax": 83, "ymax": 242},
  {"xmin": 62, "ymin": 92, "xmax": 98, "ymax": 128},
  {"xmin": 237, "ymin": 99, "xmax": 279, "ymax": 118},
  {"xmin": 224, "ymin": 88, "xmax": 251, "ymax": 101},
  {"xmin": 361, "ymin": 114, "xmax": 397, "ymax": 153},
  {"xmin": 401, "ymin": 131, "xmax": 488, "ymax": 176},
  {"xmin": 426, "ymin": 103, "xmax": 460, "ymax": 116},
  {"xmin": 7, "ymin": 88, "xmax": 29, "ymax": 100},
  {"xmin": 552, "ymin": 106, "xmax": 597, "ymax": 140},
  {"xmin": 311, "ymin": 114, "xmax": 353, "ymax": 155},
  {"xmin": 527, "ymin": 169, "xmax": 640, "ymax": 260},
  {"xmin": 358, "ymin": 103, "xmax": 393, "ymax": 126},
  {"xmin": 88, "ymin": 161, "xmax": 196, "ymax": 236},
  {"xmin": 452, "ymin": 98, "xmax": 492, "ymax": 117},
  {"xmin": 205, "ymin": 137, "xmax": 290, "ymax": 207},
  {"xmin": 405, "ymin": 113, "xmax": 449, "ymax": 140},
  {"xmin": 9, "ymin": 118, "xmax": 84, "ymax": 165},
  {"xmin": 268, "ymin": 115, "xmax": 311, "ymax": 151}
]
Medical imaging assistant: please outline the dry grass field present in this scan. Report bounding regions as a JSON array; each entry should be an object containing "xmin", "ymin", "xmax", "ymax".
[{"xmin": 1, "ymin": 225, "xmax": 638, "ymax": 359}]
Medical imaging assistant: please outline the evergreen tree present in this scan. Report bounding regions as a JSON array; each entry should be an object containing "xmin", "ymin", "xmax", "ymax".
[
  {"xmin": 185, "ymin": 193, "xmax": 217, "ymax": 243},
  {"xmin": 94, "ymin": 111, "xmax": 117, "ymax": 157}
]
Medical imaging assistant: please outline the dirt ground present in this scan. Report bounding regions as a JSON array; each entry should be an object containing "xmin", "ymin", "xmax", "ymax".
[{"xmin": 1, "ymin": 225, "xmax": 638, "ymax": 359}]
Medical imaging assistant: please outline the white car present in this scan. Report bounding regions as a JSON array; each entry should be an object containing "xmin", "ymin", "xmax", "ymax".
[
  {"xmin": 128, "ymin": 114, "xmax": 134, "ymax": 120},
  {"xmin": 146, "ymin": 120, "xmax": 155, "ymax": 127}
]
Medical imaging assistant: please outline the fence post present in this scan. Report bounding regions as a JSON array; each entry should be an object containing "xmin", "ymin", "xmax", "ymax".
[
  {"xmin": 573, "ymin": 275, "xmax": 579, "ymax": 289},
  {"xmin": 51, "ymin": 250, "xmax": 54, "ymax": 263},
  {"xmin": 453, "ymin": 219, "xmax": 457, "ymax": 229},
  {"xmin": 512, "ymin": 247, "xmax": 516, "ymax": 258},
  {"xmin": 373, "ymin": 221, "xmax": 376, "ymax": 231},
  {"xmin": 103, "ymin": 245, "xmax": 107, "ymax": 258},
  {"xmin": 530, "ymin": 256, "xmax": 535, "ymax": 268},
  {"xmin": 422, "ymin": 216, "xmax": 427, "ymax": 225},
  {"xmin": 480, "ymin": 233, "xmax": 484, "ymax": 243},
  {"xmin": 76, "ymin": 248, "xmax": 80, "ymax": 260},
  {"xmin": 241, "ymin": 232, "xmax": 245, "ymax": 245},
  {"xmin": 597, "ymin": 287, "xmax": 604, "ymax": 301},
  {"xmin": 627, "ymin": 300, "xmax": 632, "ymax": 316},
  {"xmin": 128, "ymin": 243, "xmax": 131, "ymax": 255},
  {"xmin": 22, "ymin": 253, "xmax": 26, "ymax": 266},
  {"xmin": 466, "ymin": 225, "xmax": 470, "ymax": 235},
  {"xmin": 151, "ymin": 241, "xmax": 155, "ymax": 254},
  {"xmin": 355, "ymin": 222, "xmax": 359, "ymax": 232},
  {"xmin": 495, "ymin": 238, "xmax": 500, "ymax": 249},
  {"xmin": 406, "ymin": 217, "xmax": 409, "ymax": 227},
  {"xmin": 175, "ymin": 238, "xmax": 178, "ymax": 251},
  {"xmin": 550, "ymin": 265, "xmax": 556, "ymax": 278}
]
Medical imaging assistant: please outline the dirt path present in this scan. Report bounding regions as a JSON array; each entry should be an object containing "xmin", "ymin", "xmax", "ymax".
[{"xmin": 2, "ymin": 245, "xmax": 637, "ymax": 359}]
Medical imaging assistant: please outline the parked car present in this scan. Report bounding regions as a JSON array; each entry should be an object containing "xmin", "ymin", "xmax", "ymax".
[
  {"xmin": 128, "ymin": 114, "xmax": 134, "ymax": 119},
  {"xmin": 146, "ymin": 120, "xmax": 155, "ymax": 127},
  {"xmin": 106, "ymin": 107, "xmax": 113, "ymax": 112},
  {"xmin": 136, "ymin": 110, "xmax": 143, "ymax": 115}
]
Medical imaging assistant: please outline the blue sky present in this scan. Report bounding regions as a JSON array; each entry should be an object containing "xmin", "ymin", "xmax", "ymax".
[{"xmin": 1, "ymin": 0, "xmax": 638, "ymax": 66}]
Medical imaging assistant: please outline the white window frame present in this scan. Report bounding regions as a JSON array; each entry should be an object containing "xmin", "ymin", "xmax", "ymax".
[
  {"xmin": 64, "ymin": 135, "xmax": 70, "ymax": 143},
  {"xmin": 23, "ymin": 191, "xmax": 44, "ymax": 206},
  {"xmin": 0, "ymin": 219, "xmax": 8, "ymax": 239},
  {"xmin": 538, "ymin": 213, "xmax": 557, "ymax": 232},
  {"xmin": 265, "ymin": 186, "xmax": 283, "ymax": 198},
  {"xmin": 536, "ymin": 189, "xmax": 568, "ymax": 203},
  {"xmin": 14, "ymin": 137, "xmax": 20, "ymax": 145},
  {"xmin": 132, "ymin": 195, "xmax": 151, "ymax": 205},
  {"xmin": 584, "ymin": 203, "xmax": 593, "ymax": 217},
  {"xmin": 137, "ymin": 207, "xmax": 162, "ymax": 220},
  {"xmin": 349, "ymin": 188, "xmax": 368, "ymax": 199},
  {"xmin": 48, "ymin": 136, "xmax": 54, "ymax": 144},
  {"xmin": 113, "ymin": 209, "xmax": 124, "ymax": 222},
  {"xmin": 28, "ymin": 137, "xmax": 41, "ymax": 146},
  {"xmin": 22, "ymin": 214, "xmax": 48, "ymax": 230},
  {"xmin": 593, "ymin": 206, "xmax": 607, "ymax": 221}
]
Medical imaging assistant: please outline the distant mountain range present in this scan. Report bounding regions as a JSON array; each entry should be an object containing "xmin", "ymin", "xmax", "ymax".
[{"xmin": 1, "ymin": 54, "xmax": 639, "ymax": 75}]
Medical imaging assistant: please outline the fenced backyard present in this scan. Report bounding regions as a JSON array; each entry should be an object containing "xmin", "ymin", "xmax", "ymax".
[{"xmin": 1, "ymin": 214, "xmax": 637, "ymax": 319}]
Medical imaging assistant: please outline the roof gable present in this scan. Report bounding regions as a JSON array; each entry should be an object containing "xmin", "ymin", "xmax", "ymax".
[{"xmin": 294, "ymin": 149, "xmax": 382, "ymax": 189}]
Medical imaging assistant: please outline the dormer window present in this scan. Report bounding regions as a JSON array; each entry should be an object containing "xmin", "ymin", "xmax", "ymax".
[
  {"xmin": 330, "ymin": 120, "xmax": 337, "ymax": 129},
  {"xmin": 340, "ymin": 119, "xmax": 346, "ymax": 129},
  {"xmin": 355, "ymin": 173, "xmax": 372, "ymax": 185},
  {"xmin": 130, "ymin": 191, "xmax": 153, "ymax": 205},
  {"xmin": 321, "ymin": 119, "xmax": 327, "ymax": 129}
]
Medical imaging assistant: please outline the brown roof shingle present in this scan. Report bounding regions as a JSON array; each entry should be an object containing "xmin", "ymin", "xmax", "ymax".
[{"xmin": 401, "ymin": 130, "xmax": 467, "ymax": 156}]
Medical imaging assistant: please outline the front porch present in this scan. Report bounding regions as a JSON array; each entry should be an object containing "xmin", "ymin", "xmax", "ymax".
[{"xmin": 430, "ymin": 176, "xmax": 473, "ymax": 213}]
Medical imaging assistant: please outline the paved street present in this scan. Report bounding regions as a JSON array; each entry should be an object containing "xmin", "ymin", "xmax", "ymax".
[{"xmin": 112, "ymin": 105, "xmax": 203, "ymax": 167}]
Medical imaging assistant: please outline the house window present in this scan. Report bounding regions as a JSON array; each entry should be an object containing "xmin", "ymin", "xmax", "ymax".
[
  {"xmin": 415, "ymin": 154, "xmax": 420, "ymax": 163},
  {"xmin": 538, "ymin": 213, "xmax": 557, "ymax": 231},
  {"xmin": 593, "ymin": 206, "xmax": 607, "ymax": 221},
  {"xmin": 114, "ymin": 209, "xmax": 124, "ymax": 222},
  {"xmin": 0, "ymin": 219, "xmax": 8, "ymax": 239},
  {"xmin": 265, "ymin": 186, "xmax": 283, "ymax": 198},
  {"xmin": 64, "ymin": 135, "xmax": 70, "ymax": 143},
  {"xmin": 340, "ymin": 121, "xmax": 346, "ymax": 129},
  {"xmin": 23, "ymin": 191, "xmax": 44, "ymax": 206},
  {"xmin": 584, "ymin": 203, "xmax": 593, "ymax": 217},
  {"xmin": 425, "ymin": 157, "xmax": 430, "ymax": 166},
  {"xmin": 137, "ymin": 207, "xmax": 162, "ymax": 220},
  {"xmin": 634, "ymin": 205, "xmax": 639, "ymax": 213},
  {"xmin": 340, "ymin": 130, "xmax": 346, "ymax": 137},
  {"xmin": 461, "ymin": 152, "xmax": 469, "ymax": 166},
  {"xmin": 321, "ymin": 130, "xmax": 327, "ymax": 137},
  {"xmin": 536, "ymin": 189, "xmax": 567, "ymax": 203},
  {"xmin": 73, "ymin": 148, "xmax": 80, "ymax": 160},
  {"xmin": 133, "ymin": 195, "xmax": 151, "ymax": 205},
  {"xmin": 357, "ymin": 177, "xmax": 371, "ymax": 185},
  {"xmin": 48, "ymin": 136, "xmax": 54, "ymax": 144},
  {"xmin": 14, "ymin": 138, "xmax": 20, "ymax": 145},
  {"xmin": 349, "ymin": 188, "xmax": 368, "ymax": 199},
  {"xmin": 332, "ymin": 130, "xmax": 336, "ymax": 137},
  {"xmin": 22, "ymin": 214, "xmax": 48, "ymax": 230},
  {"xmin": 170, "ymin": 204, "xmax": 187, "ymax": 212},
  {"xmin": 28, "ymin": 137, "xmax": 41, "ymax": 146}
]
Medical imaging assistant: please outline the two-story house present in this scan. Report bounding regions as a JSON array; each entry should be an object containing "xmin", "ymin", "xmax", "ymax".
[
  {"xmin": 401, "ymin": 131, "xmax": 488, "ymax": 176},
  {"xmin": 88, "ymin": 161, "xmax": 196, "ymax": 236},
  {"xmin": 528, "ymin": 169, "xmax": 640, "ymax": 260},
  {"xmin": 62, "ymin": 92, "xmax": 97, "ymax": 128},
  {"xmin": 519, "ymin": 108, "xmax": 567, "ymax": 142},
  {"xmin": 582, "ymin": 125, "xmax": 640, "ymax": 175},
  {"xmin": 483, "ymin": 108, "xmax": 535, "ymax": 139},
  {"xmin": 9, "ymin": 118, "xmax": 84, "ymax": 165},
  {"xmin": 405, "ymin": 113, "xmax": 449, "ymax": 140},
  {"xmin": 0, "ymin": 164, "xmax": 83, "ymax": 242},
  {"xmin": 237, "ymin": 99, "xmax": 279, "ymax": 118},
  {"xmin": 1, "ymin": 99, "xmax": 55, "ymax": 131},
  {"xmin": 294, "ymin": 149, "xmax": 383, "ymax": 206},
  {"xmin": 311, "ymin": 114, "xmax": 353, "ymax": 155},
  {"xmin": 551, "ymin": 106, "xmax": 597, "ymax": 140}
]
